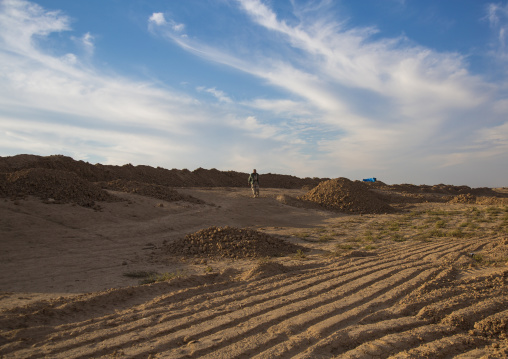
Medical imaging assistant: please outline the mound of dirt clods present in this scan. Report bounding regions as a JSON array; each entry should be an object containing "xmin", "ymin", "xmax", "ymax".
[
  {"xmin": 449, "ymin": 193, "xmax": 477, "ymax": 204},
  {"xmin": 162, "ymin": 226, "xmax": 306, "ymax": 259},
  {"xmin": 99, "ymin": 179, "xmax": 204, "ymax": 204},
  {"xmin": 298, "ymin": 177, "xmax": 395, "ymax": 214},
  {"xmin": 0, "ymin": 168, "xmax": 118, "ymax": 207}
]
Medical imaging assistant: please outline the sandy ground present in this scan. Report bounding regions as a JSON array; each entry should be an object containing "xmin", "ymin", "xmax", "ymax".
[{"xmin": 1, "ymin": 187, "xmax": 507, "ymax": 358}]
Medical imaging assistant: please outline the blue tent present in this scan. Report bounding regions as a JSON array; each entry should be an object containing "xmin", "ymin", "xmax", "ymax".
[{"xmin": 362, "ymin": 177, "xmax": 376, "ymax": 182}]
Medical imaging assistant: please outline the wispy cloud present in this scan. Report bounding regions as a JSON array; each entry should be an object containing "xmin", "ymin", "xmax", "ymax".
[
  {"xmin": 486, "ymin": 2, "xmax": 508, "ymax": 59},
  {"xmin": 148, "ymin": 0, "xmax": 508, "ymax": 184},
  {"xmin": 197, "ymin": 86, "xmax": 233, "ymax": 103},
  {"xmin": 149, "ymin": 12, "xmax": 185, "ymax": 34},
  {"xmin": 0, "ymin": 0, "xmax": 308, "ymax": 174},
  {"xmin": 1, "ymin": 0, "xmax": 508, "ymax": 186}
]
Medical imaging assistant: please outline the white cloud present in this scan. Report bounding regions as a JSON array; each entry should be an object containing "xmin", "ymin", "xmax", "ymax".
[
  {"xmin": 82, "ymin": 32, "xmax": 94, "ymax": 54},
  {"xmin": 0, "ymin": 116, "xmax": 194, "ymax": 166},
  {"xmin": 149, "ymin": 12, "xmax": 166, "ymax": 26},
  {"xmin": 148, "ymin": 12, "xmax": 185, "ymax": 34},
  {"xmin": 197, "ymin": 86, "xmax": 232, "ymax": 103}
]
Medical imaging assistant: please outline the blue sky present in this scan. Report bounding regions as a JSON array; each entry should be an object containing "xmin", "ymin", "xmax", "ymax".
[{"xmin": 1, "ymin": 0, "xmax": 508, "ymax": 187}]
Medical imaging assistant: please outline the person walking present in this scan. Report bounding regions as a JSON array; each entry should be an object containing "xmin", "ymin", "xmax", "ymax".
[{"xmin": 248, "ymin": 169, "xmax": 260, "ymax": 198}]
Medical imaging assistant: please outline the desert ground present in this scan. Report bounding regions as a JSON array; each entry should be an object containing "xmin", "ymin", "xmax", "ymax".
[{"xmin": 1, "ymin": 155, "xmax": 507, "ymax": 358}]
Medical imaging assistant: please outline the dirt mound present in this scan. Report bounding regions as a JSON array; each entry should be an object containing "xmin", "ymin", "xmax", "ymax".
[
  {"xmin": 448, "ymin": 194, "xmax": 508, "ymax": 205},
  {"xmin": 99, "ymin": 179, "xmax": 204, "ymax": 204},
  {"xmin": 368, "ymin": 180, "xmax": 507, "ymax": 199},
  {"xmin": 476, "ymin": 197, "xmax": 508, "ymax": 205},
  {"xmin": 240, "ymin": 261, "xmax": 289, "ymax": 280},
  {"xmin": 0, "ymin": 168, "xmax": 118, "ymax": 207},
  {"xmin": 449, "ymin": 193, "xmax": 477, "ymax": 204},
  {"xmin": 162, "ymin": 226, "xmax": 305, "ymax": 259},
  {"xmin": 298, "ymin": 177, "xmax": 395, "ymax": 214},
  {"xmin": 0, "ymin": 154, "xmax": 326, "ymax": 189}
]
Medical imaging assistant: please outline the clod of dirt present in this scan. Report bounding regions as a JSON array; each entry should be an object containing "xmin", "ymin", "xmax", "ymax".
[
  {"xmin": 0, "ymin": 168, "xmax": 118, "ymax": 207},
  {"xmin": 473, "ymin": 312, "xmax": 508, "ymax": 338},
  {"xmin": 162, "ymin": 226, "xmax": 306, "ymax": 259},
  {"xmin": 99, "ymin": 179, "xmax": 204, "ymax": 204},
  {"xmin": 298, "ymin": 177, "xmax": 395, "ymax": 214}
]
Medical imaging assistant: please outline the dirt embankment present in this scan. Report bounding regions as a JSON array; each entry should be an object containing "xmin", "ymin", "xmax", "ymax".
[
  {"xmin": 1, "ymin": 154, "xmax": 506, "ymax": 208},
  {"xmin": 0, "ymin": 154, "xmax": 326, "ymax": 189},
  {"xmin": 0, "ymin": 168, "xmax": 118, "ymax": 208}
]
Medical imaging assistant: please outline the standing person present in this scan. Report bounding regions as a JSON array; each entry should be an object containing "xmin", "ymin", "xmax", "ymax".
[{"xmin": 248, "ymin": 169, "xmax": 260, "ymax": 198}]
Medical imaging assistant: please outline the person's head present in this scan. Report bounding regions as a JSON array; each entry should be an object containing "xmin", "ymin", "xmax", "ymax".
[{"xmin": 253, "ymin": 169, "xmax": 257, "ymax": 173}]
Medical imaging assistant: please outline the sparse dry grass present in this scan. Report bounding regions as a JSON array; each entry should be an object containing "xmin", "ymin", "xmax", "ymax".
[{"xmin": 316, "ymin": 204, "xmax": 508, "ymax": 259}]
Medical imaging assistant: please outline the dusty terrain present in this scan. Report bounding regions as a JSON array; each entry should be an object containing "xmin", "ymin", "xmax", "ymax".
[{"xmin": 1, "ymin": 155, "xmax": 508, "ymax": 358}]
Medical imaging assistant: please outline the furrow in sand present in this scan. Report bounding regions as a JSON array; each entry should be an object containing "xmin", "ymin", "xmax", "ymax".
[
  {"xmin": 415, "ymin": 239, "xmax": 484, "ymax": 263},
  {"xmin": 1, "ymin": 279, "xmax": 253, "ymax": 356},
  {"xmin": 288, "ymin": 276, "xmax": 507, "ymax": 358},
  {"xmin": 42, "ymin": 258, "xmax": 421, "ymax": 359},
  {"xmin": 419, "ymin": 239, "xmax": 487, "ymax": 262},
  {"xmin": 3, "ymin": 238, "xmax": 487, "ymax": 359},
  {"xmin": 386, "ymin": 333, "xmax": 488, "ymax": 359},
  {"xmin": 4, "ymin": 251, "xmax": 428, "ymax": 358},
  {"xmin": 154, "ymin": 264, "xmax": 436, "ymax": 358},
  {"xmin": 374, "ymin": 238, "xmax": 480, "ymax": 266},
  {"xmin": 441, "ymin": 297, "xmax": 508, "ymax": 331},
  {"xmin": 330, "ymin": 325, "xmax": 463, "ymax": 358},
  {"xmin": 4, "ymin": 259, "xmax": 379, "ymax": 357},
  {"xmin": 2, "ymin": 262, "xmax": 344, "ymax": 353},
  {"xmin": 249, "ymin": 266, "xmax": 441, "ymax": 359},
  {"xmin": 291, "ymin": 271, "xmax": 507, "ymax": 358},
  {"xmin": 472, "ymin": 309, "xmax": 508, "ymax": 338},
  {"xmin": 4, "ymin": 239, "xmax": 465, "ymax": 359},
  {"xmin": 290, "ymin": 316, "xmax": 428, "ymax": 359}
]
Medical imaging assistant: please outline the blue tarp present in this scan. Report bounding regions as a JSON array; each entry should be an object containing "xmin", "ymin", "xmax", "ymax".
[{"xmin": 363, "ymin": 177, "xmax": 376, "ymax": 182}]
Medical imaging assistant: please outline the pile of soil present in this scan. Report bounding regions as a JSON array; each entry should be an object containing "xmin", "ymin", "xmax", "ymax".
[
  {"xmin": 99, "ymin": 179, "xmax": 204, "ymax": 204},
  {"xmin": 375, "ymin": 191, "xmax": 449, "ymax": 204},
  {"xmin": 0, "ymin": 168, "xmax": 118, "ymax": 207},
  {"xmin": 298, "ymin": 177, "xmax": 395, "ymax": 214},
  {"xmin": 162, "ymin": 226, "xmax": 305, "ymax": 259},
  {"xmin": 0, "ymin": 154, "xmax": 325, "ymax": 189},
  {"xmin": 448, "ymin": 194, "xmax": 508, "ymax": 205},
  {"xmin": 368, "ymin": 181, "xmax": 506, "ymax": 198},
  {"xmin": 449, "ymin": 193, "xmax": 477, "ymax": 204}
]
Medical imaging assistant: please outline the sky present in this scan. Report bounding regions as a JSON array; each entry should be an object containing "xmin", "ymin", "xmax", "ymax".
[{"xmin": 1, "ymin": 0, "xmax": 508, "ymax": 187}]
